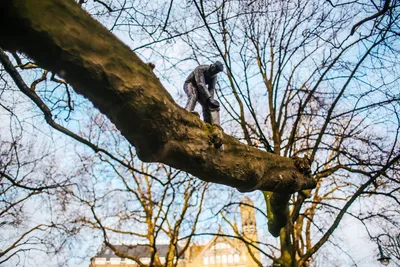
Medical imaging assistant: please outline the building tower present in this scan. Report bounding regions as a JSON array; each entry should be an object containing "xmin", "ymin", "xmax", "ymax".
[
  {"xmin": 240, "ymin": 197, "xmax": 258, "ymax": 240},
  {"xmin": 240, "ymin": 197, "xmax": 260, "ymax": 266}
]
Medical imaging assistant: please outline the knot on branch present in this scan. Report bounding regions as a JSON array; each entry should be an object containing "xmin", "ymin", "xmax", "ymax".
[{"xmin": 146, "ymin": 62, "xmax": 155, "ymax": 71}]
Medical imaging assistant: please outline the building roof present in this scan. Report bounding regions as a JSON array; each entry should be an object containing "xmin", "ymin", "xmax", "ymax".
[{"xmin": 95, "ymin": 244, "xmax": 184, "ymax": 260}]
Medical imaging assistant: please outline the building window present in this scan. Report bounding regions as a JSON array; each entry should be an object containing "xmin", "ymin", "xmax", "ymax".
[
  {"xmin": 95, "ymin": 258, "xmax": 107, "ymax": 264},
  {"xmin": 204, "ymin": 256, "xmax": 209, "ymax": 265},
  {"xmin": 216, "ymin": 243, "xmax": 226, "ymax": 249},
  {"xmin": 216, "ymin": 255, "xmax": 221, "ymax": 263},
  {"xmin": 210, "ymin": 256, "xmax": 215, "ymax": 264},
  {"xmin": 212, "ymin": 242, "xmax": 232, "ymax": 250},
  {"xmin": 141, "ymin": 258, "xmax": 150, "ymax": 264},
  {"xmin": 228, "ymin": 254, "xmax": 233, "ymax": 263},
  {"xmin": 110, "ymin": 258, "xmax": 121, "ymax": 265},
  {"xmin": 222, "ymin": 255, "xmax": 227, "ymax": 263},
  {"xmin": 125, "ymin": 259, "xmax": 134, "ymax": 264},
  {"xmin": 234, "ymin": 254, "xmax": 240, "ymax": 263}
]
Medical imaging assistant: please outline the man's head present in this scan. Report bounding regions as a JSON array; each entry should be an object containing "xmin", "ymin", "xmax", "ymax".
[{"xmin": 209, "ymin": 61, "xmax": 224, "ymax": 75}]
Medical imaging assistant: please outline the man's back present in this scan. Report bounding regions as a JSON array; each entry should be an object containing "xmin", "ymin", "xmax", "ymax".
[{"xmin": 185, "ymin": 65, "xmax": 211, "ymax": 84}]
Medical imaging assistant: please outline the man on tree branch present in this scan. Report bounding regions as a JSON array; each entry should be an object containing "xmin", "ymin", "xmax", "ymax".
[
  {"xmin": 0, "ymin": 0, "xmax": 316, "ymax": 196},
  {"xmin": 184, "ymin": 61, "xmax": 224, "ymax": 123}
]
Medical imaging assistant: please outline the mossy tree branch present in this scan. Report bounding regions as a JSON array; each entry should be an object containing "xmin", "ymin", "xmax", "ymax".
[{"xmin": 0, "ymin": 0, "xmax": 315, "ymax": 194}]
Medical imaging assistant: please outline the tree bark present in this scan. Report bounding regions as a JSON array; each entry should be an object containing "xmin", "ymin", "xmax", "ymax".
[{"xmin": 0, "ymin": 0, "xmax": 316, "ymax": 193}]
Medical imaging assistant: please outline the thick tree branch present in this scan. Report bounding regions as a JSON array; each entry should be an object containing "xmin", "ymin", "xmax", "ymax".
[{"xmin": 0, "ymin": 0, "xmax": 315, "ymax": 193}]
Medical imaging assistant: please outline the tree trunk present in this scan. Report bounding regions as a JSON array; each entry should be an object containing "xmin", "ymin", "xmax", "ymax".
[{"xmin": 0, "ymin": 0, "xmax": 315, "ymax": 193}]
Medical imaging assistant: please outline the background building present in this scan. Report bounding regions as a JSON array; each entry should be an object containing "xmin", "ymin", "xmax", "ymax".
[
  {"xmin": 90, "ymin": 244, "xmax": 184, "ymax": 266},
  {"xmin": 90, "ymin": 197, "xmax": 261, "ymax": 267}
]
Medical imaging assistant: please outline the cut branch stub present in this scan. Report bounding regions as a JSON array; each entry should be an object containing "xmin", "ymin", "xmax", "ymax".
[{"xmin": 0, "ymin": 0, "xmax": 316, "ymax": 193}]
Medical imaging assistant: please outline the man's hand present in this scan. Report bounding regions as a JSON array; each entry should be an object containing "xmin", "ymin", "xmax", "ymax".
[{"xmin": 206, "ymin": 97, "xmax": 220, "ymax": 109}]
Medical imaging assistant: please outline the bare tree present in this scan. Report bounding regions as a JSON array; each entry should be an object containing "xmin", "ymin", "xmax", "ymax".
[
  {"xmin": 0, "ymin": 39, "xmax": 211, "ymax": 266},
  {"xmin": 0, "ymin": 0, "xmax": 314, "ymax": 195},
  {"xmin": 173, "ymin": 0, "xmax": 400, "ymax": 266},
  {"xmin": 0, "ymin": 118, "xmax": 73, "ymax": 265},
  {"xmin": 67, "ymin": 156, "xmax": 209, "ymax": 267},
  {"xmin": 381, "ymin": 233, "xmax": 400, "ymax": 263},
  {"xmin": 0, "ymin": 0, "xmax": 399, "ymax": 266}
]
